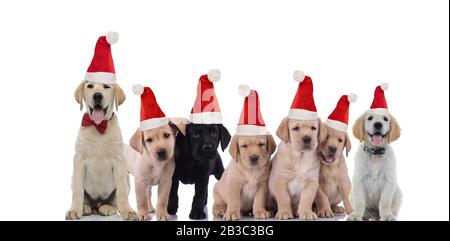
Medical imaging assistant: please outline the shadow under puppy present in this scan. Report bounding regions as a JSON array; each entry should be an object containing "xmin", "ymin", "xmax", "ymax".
[
  {"xmin": 347, "ymin": 84, "xmax": 402, "ymax": 221},
  {"xmin": 168, "ymin": 70, "xmax": 231, "ymax": 219},
  {"xmin": 268, "ymin": 71, "xmax": 327, "ymax": 220},
  {"xmin": 66, "ymin": 32, "xmax": 137, "ymax": 220},
  {"xmin": 125, "ymin": 85, "xmax": 187, "ymax": 221},
  {"xmin": 314, "ymin": 94, "xmax": 356, "ymax": 217},
  {"xmin": 213, "ymin": 86, "xmax": 276, "ymax": 220}
]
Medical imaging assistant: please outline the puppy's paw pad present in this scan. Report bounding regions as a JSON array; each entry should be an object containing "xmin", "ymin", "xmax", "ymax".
[
  {"xmin": 380, "ymin": 214, "xmax": 396, "ymax": 221},
  {"xmin": 82, "ymin": 205, "xmax": 92, "ymax": 216},
  {"xmin": 298, "ymin": 210, "xmax": 317, "ymax": 220},
  {"xmin": 156, "ymin": 211, "xmax": 170, "ymax": 221},
  {"xmin": 332, "ymin": 206, "xmax": 345, "ymax": 213},
  {"xmin": 98, "ymin": 205, "xmax": 116, "ymax": 216},
  {"xmin": 347, "ymin": 214, "xmax": 363, "ymax": 221},
  {"xmin": 254, "ymin": 210, "xmax": 272, "ymax": 219},
  {"xmin": 121, "ymin": 209, "xmax": 138, "ymax": 221},
  {"xmin": 137, "ymin": 211, "xmax": 151, "ymax": 221},
  {"xmin": 213, "ymin": 205, "xmax": 226, "ymax": 217},
  {"xmin": 189, "ymin": 209, "xmax": 206, "ymax": 220},
  {"xmin": 275, "ymin": 210, "xmax": 293, "ymax": 220},
  {"xmin": 65, "ymin": 209, "xmax": 82, "ymax": 220},
  {"xmin": 223, "ymin": 211, "xmax": 241, "ymax": 221},
  {"xmin": 317, "ymin": 208, "xmax": 334, "ymax": 218}
]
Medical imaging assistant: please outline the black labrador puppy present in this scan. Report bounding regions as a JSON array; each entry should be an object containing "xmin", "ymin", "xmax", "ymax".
[{"xmin": 168, "ymin": 123, "xmax": 231, "ymax": 219}]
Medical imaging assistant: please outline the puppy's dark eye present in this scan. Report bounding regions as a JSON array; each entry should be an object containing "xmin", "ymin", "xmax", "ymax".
[
  {"xmin": 368, "ymin": 116, "xmax": 373, "ymax": 121},
  {"xmin": 311, "ymin": 126, "xmax": 317, "ymax": 131},
  {"xmin": 146, "ymin": 138, "xmax": 153, "ymax": 143},
  {"xmin": 87, "ymin": 84, "xmax": 94, "ymax": 89},
  {"xmin": 210, "ymin": 131, "xmax": 218, "ymax": 137},
  {"xmin": 292, "ymin": 127, "xmax": 299, "ymax": 131},
  {"xmin": 192, "ymin": 133, "xmax": 200, "ymax": 138},
  {"xmin": 163, "ymin": 133, "xmax": 170, "ymax": 138},
  {"xmin": 338, "ymin": 138, "xmax": 343, "ymax": 143},
  {"xmin": 103, "ymin": 85, "xmax": 110, "ymax": 89},
  {"xmin": 241, "ymin": 144, "xmax": 248, "ymax": 149},
  {"xmin": 383, "ymin": 117, "xmax": 389, "ymax": 122},
  {"xmin": 258, "ymin": 143, "xmax": 266, "ymax": 147}
]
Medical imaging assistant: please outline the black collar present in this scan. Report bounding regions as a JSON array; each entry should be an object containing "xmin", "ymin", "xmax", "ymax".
[{"xmin": 363, "ymin": 145, "xmax": 385, "ymax": 155}]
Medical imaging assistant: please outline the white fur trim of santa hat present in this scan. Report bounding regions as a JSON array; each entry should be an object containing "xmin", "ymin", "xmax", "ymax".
[
  {"xmin": 293, "ymin": 70, "xmax": 306, "ymax": 82},
  {"xmin": 288, "ymin": 108, "xmax": 318, "ymax": 120},
  {"xmin": 106, "ymin": 31, "xmax": 119, "ymax": 44},
  {"xmin": 132, "ymin": 84, "xmax": 144, "ymax": 95},
  {"xmin": 207, "ymin": 69, "xmax": 221, "ymax": 82},
  {"xmin": 236, "ymin": 125, "xmax": 270, "ymax": 136},
  {"xmin": 140, "ymin": 117, "xmax": 169, "ymax": 131},
  {"xmin": 325, "ymin": 119, "xmax": 348, "ymax": 132},
  {"xmin": 238, "ymin": 85, "xmax": 251, "ymax": 97},
  {"xmin": 190, "ymin": 112, "xmax": 223, "ymax": 124},
  {"xmin": 85, "ymin": 72, "xmax": 116, "ymax": 84}
]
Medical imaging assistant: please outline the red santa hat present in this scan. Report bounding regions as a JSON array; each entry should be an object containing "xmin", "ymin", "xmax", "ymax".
[
  {"xmin": 132, "ymin": 84, "xmax": 169, "ymax": 131},
  {"xmin": 190, "ymin": 69, "xmax": 223, "ymax": 124},
  {"xmin": 84, "ymin": 31, "xmax": 119, "ymax": 84},
  {"xmin": 235, "ymin": 85, "xmax": 269, "ymax": 136},
  {"xmin": 325, "ymin": 94, "xmax": 357, "ymax": 132},
  {"xmin": 288, "ymin": 70, "xmax": 318, "ymax": 120},
  {"xmin": 369, "ymin": 83, "xmax": 389, "ymax": 115}
]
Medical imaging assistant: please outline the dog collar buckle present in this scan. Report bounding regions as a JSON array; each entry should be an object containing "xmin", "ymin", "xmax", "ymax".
[{"xmin": 363, "ymin": 146, "xmax": 385, "ymax": 155}]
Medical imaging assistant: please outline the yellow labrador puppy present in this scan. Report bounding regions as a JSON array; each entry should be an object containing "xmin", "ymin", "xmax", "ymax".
[
  {"xmin": 66, "ymin": 80, "xmax": 137, "ymax": 220},
  {"xmin": 126, "ymin": 118, "xmax": 187, "ymax": 221},
  {"xmin": 213, "ymin": 135, "xmax": 276, "ymax": 220},
  {"xmin": 269, "ymin": 117, "xmax": 327, "ymax": 220}
]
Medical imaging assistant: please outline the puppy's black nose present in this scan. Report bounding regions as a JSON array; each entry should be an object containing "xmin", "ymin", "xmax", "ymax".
[
  {"xmin": 93, "ymin": 92, "xmax": 103, "ymax": 103},
  {"xmin": 302, "ymin": 136, "xmax": 311, "ymax": 144},
  {"xmin": 202, "ymin": 144, "xmax": 214, "ymax": 152},
  {"xmin": 156, "ymin": 148, "xmax": 167, "ymax": 160},
  {"xmin": 250, "ymin": 155, "xmax": 259, "ymax": 165},
  {"xmin": 374, "ymin": 122, "xmax": 383, "ymax": 130},
  {"xmin": 329, "ymin": 146, "xmax": 337, "ymax": 154}
]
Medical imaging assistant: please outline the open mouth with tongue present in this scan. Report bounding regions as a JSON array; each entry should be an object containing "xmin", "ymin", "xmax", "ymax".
[
  {"xmin": 320, "ymin": 152, "xmax": 336, "ymax": 165},
  {"xmin": 368, "ymin": 132, "xmax": 386, "ymax": 146},
  {"xmin": 89, "ymin": 104, "xmax": 107, "ymax": 125}
]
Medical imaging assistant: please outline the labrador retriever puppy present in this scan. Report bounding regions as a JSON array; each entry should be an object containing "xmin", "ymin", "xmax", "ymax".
[
  {"xmin": 314, "ymin": 126, "xmax": 353, "ymax": 217},
  {"xmin": 125, "ymin": 118, "xmax": 187, "ymax": 221},
  {"xmin": 213, "ymin": 135, "xmax": 276, "ymax": 220},
  {"xmin": 66, "ymin": 80, "xmax": 137, "ymax": 220},
  {"xmin": 268, "ymin": 117, "xmax": 327, "ymax": 220},
  {"xmin": 168, "ymin": 124, "xmax": 231, "ymax": 219},
  {"xmin": 347, "ymin": 111, "xmax": 402, "ymax": 221}
]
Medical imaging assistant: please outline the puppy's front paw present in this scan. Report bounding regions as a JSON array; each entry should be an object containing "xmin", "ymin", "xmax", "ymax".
[
  {"xmin": 223, "ymin": 210, "xmax": 241, "ymax": 221},
  {"xmin": 137, "ymin": 210, "xmax": 151, "ymax": 221},
  {"xmin": 189, "ymin": 209, "xmax": 206, "ymax": 220},
  {"xmin": 167, "ymin": 206, "xmax": 178, "ymax": 215},
  {"xmin": 332, "ymin": 206, "xmax": 345, "ymax": 214},
  {"xmin": 213, "ymin": 204, "xmax": 226, "ymax": 217},
  {"xmin": 347, "ymin": 213, "xmax": 363, "ymax": 221},
  {"xmin": 98, "ymin": 204, "xmax": 116, "ymax": 216},
  {"xmin": 298, "ymin": 209, "xmax": 317, "ymax": 220},
  {"xmin": 253, "ymin": 209, "xmax": 272, "ymax": 219},
  {"xmin": 65, "ymin": 209, "xmax": 82, "ymax": 220},
  {"xmin": 380, "ymin": 214, "xmax": 396, "ymax": 221},
  {"xmin": 275, "ymin": 209, "xmax": 294, "ymax": 220},
  {"xmin": 120, "ymin": 209, "xmax": 138, "ymax": 221},
  {"xmin": 156, "ymin": 210, "xmax": 170, "ymax": 221},
  {"xmin": 317, "ymin": 207, "xmax": 334, "ymax": 218},
  {"xmin": 82, "ymin": 204, "xmax": 92, "ymax": 216}
]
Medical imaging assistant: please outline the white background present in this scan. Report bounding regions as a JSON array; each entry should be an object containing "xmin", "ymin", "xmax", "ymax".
[{"xmin": 0, "ymin": 0, "xmax": 448, "ymax": 221}]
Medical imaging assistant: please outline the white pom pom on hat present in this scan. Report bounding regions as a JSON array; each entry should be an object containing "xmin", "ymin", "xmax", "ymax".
[
  {"xmin": 207, "ymin": 69, "xmax": 221, "ymax": 82},
  {"xmin": 106, "ymin": 31, "xmax": 119, "ymax": 44},
  {"xmin": 347, "ymin": 93, "xmax": 357, "ymax": 103},
  {"xmin": 381, "ymin": 82, "xmax": 389, "ymax": 91},
  {"xmin": 238, "ymin": 85, "xmax": 251, "ymax": 97},
  {"xmin": 293, "ymin": 70, "xmax": 306, "ymax": 82},
  {"xmin": 132, "ymin": 84, "xmax": 144, "ymax": 95}
]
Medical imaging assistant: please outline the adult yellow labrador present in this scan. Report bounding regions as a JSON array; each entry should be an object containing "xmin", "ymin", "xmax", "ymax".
[{"xmin": 66, "ymin": 81, "xmax": 137, "ymax": 220}]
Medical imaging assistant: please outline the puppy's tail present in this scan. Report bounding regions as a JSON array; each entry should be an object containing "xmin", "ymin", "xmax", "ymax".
[{"xmin": 213, "ymin": 158, "xmax": 225, "ymax": 180}]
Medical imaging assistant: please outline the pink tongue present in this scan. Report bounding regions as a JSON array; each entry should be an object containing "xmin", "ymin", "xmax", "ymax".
[
  {"xmin": 372, "ymin": 134, "xmax": 383, "ymax": 145},
  {"xmin": 326, "ymin": 155, "xmax": 335, "ymax": 163},
  {"xmin": 92, "ymin": 109, "xmax": 105, "ymax": 125}
]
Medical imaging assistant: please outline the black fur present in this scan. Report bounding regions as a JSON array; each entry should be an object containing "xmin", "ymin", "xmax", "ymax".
[{"xmin": 168, "ymin": 123, "xmax": 231, "ymax": 219}]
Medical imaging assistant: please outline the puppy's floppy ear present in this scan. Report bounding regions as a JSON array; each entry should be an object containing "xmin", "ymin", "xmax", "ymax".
[
  {"xmin": 130, "ymin": 128, "xmax": 144, "ymax": 155},
  {"xmin": 276, "ymin": 117, "xmax": 289, "ymax": 143},
  {"xmin": 267, "ymin": 134, "xmax": 277, "ymax": 156},
  {"xmin": 229, "ymin": 135, "xmax": 239, "ymax": 162},
  {"xmin": 113, "ymin": 84, "xmax": 126, "ymax": 111},
  {"xmin": 74, "ymin": 81, "xmax": 86, "ymax": 111},
  {"xmin": 219, "ymin": 124, "xmax": 231, "ymax": 151},
  {"xmin": 169, "ymin": 118, "xmax": 188, "ymax": 136},
  {"xmin": 318, "ymin": 119, "xmax": 328, "ymax": 144},
  {"xmin": 344, "ymin": 133, "xmax": 352, "ymax": 157},
  {"xmin": 388, "ymin": 115, "xmax": 401, "ymax": 143},
  {"xmin": 353, "ymin": 113, "xmax": 366, "ymax": 142}
]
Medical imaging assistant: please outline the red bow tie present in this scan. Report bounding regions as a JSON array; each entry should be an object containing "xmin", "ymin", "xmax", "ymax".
[{"xmin": 81, "ymin": 113, "xmax": 108, "ymax": 134}]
